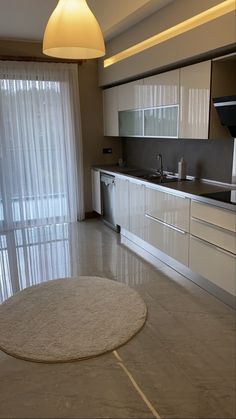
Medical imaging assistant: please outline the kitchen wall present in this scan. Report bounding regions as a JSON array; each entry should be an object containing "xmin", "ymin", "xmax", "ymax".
[
  {"xmin": 123, "ymin": 137, "xmax": 234, "ymax": 183},
  {"xmin": 0, "ymin": 40, "xmax": 122, "ymax": 213},
  {"xmin": 77, "ymin": 60, "xmax": 122, "ymax": 212}
]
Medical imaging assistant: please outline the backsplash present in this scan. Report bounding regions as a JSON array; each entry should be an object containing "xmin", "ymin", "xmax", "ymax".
[{"xmin": 123, "ymin": 137, "xmax": 234, "ymax": 183}]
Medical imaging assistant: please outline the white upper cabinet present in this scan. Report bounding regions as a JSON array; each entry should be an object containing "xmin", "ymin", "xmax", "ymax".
[
  {"xmin": 103, "ymin": 86, "xmax": 119, "ymax": 136},
  {"xmin": 143, "ymin": 69, "xmax": 180, "ymax": 108},
  {"xmin": 179, "ymin": 61, "xmax": 211, "ymax": 139},
  {"xmin": 103, "ymin": 60, "xmax": 213, "ymax": 139},
  {"xmin": 118, "ymin": 80, "xmax": 144, "ymax": 110}
]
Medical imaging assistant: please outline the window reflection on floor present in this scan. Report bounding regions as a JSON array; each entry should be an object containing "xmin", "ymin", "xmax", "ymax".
[
  {"xmin": 0, "ymin": 220, "xmax": 149, "ymax": 304},
  {"xmin": 0, "ymin": 235, "xmax": 12, "ymax": 301},
  {"xmin": 0, "ymin": 223, "xmax": 78, "ymax": 303}
]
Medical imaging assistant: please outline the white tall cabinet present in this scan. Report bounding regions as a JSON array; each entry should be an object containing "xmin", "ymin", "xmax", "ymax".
[{"xmin": 179, "ymin": 61, "xmax": 211, "ymax": 139}]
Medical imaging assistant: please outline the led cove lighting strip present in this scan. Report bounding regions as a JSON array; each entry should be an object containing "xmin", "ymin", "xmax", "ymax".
[{"xmin": 104, "ymin": 0, "xmax": 235, "ymax": 68}]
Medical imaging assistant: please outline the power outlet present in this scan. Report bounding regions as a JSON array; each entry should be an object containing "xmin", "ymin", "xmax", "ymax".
[{"xmin": 103, "ymin": 148, "xmax": 112, "ymax": 154}]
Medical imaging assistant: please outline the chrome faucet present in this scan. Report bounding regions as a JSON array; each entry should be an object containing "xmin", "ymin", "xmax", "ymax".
[{"xmin": 157, "ymin": 154, "xmax": 164, "ymax": 178}]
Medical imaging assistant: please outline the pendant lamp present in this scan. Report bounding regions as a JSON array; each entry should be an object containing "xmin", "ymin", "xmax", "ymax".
[{"xmin": 43, "ymin": 0, "xmax": 105, "ymax": 59}]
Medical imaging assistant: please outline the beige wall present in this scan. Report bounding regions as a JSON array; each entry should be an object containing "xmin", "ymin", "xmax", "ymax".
[
  {"xmin": 77, "ymin": 60, "xmax": 122, "ymax": 212},
  {"xmin": 99, "ymin": 0, "xmax": 236, "ymax": 86},
  {"xmin": 0, "ymin": 40, "xmax": 122, "ymax": 213}
]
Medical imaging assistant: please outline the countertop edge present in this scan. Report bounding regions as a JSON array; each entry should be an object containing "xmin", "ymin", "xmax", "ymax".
[{"xmin": 93, "ymin": 166, "xmax": 236, "ymax": 212}]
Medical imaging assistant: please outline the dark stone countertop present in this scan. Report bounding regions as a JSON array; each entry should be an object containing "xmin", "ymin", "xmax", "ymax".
[{"xmin": 94, "ymin": 165, "xmax": 236, "ymax": 212}]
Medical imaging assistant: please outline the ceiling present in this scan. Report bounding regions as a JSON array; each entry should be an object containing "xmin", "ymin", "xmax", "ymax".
[{"xmin": 0, "ymin": 0, "xmax": 174, "ymax": 43}]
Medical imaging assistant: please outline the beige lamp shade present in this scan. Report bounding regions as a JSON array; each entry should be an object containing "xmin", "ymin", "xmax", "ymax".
[{"xmin": 43, "ymin": 0, "xmax": 105, "ymax": 59}]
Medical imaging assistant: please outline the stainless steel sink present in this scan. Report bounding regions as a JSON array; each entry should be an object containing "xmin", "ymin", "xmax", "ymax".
[
  {"xmin": 149, "ymin": 176, "xmax": 179, "ymax": 183},
  {"xmin": 127, "ymin": 169, "xmax": 191, "ymax": 184},
  {"xmin": 135, "ymin": 172, "xmax": 179, "ymax": 183}
]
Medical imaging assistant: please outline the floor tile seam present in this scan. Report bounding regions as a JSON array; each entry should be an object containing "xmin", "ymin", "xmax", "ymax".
[
  {"xmin": 142, "ymin": 325, "xmax": 229, "ymax": 389},
  {"xmin": 113, "ymin": 350, "xmax": 161, "ymax": 419}
]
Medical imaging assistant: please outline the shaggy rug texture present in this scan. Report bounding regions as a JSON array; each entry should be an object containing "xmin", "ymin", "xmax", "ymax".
[{"xmin": 0, "ymin": 276, "xmax": 147, "ymax": 363}]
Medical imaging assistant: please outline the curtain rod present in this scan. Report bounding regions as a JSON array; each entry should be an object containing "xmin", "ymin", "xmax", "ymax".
[{"xmin": 0, "ymin": 55, "xmax": 84, "ymax": 65}]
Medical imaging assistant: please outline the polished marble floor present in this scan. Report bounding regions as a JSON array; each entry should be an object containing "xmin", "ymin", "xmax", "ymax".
[{"xmin": 0, "ymin": 219, "xmax": 235, "ymax": 418}]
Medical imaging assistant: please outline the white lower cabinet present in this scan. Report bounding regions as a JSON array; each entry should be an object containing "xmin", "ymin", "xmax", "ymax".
[
  {"xmin": 191, "ymin": 200, "xmax": 236, "ymax": 233},
  {"xmin": 190, "ymin": 200, "xmax": 236, "ymax": 297},
  {"xmin": 115, "ymin": 177, "xmax": 129, "ymax": 230},
  {"xmin": 91, "ymin": 169, "xmax": 102, "ymax": 214},
  {"xmin": 129, "ymin": 181, "xmax": 145, "ymax": 239},
  {"xmin": 145, "ymin": 214, "xmax": 189, "ymax": 266},
  {"xmin": 189, "ymin": 236, "xmax": 236, "ymax": 296},
  {"xmin": 145, "ymin": 186, "xmax": 190, "ymax": 232},
  {"xmin": 144, "ymin": 186, "xmax": 190, "ymax": 265},
  {"xmin": 112, "ymin": 172, "xmax": 236, "ymax": 304},
  {"xmin": 190, "ymin": 217, "xmax": 236, "ymax": 254}
]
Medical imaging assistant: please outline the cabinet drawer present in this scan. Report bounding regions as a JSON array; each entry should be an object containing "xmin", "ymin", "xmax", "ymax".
[
  {"xmin": 189, "ymin": 236, "xmax": 236, "ymax": 296},
  {"xmin": 145, "ymin": 214, "xmax": 189, "ymax": 266},
  {"xmin": 191, "ymin": 200, "xmax": 236, "ymax": 233},
  {"xmin": 146, "ymin": 187, "xmax": 190, "ymax": 232},
  {"xmin": 129, "ymin": 182, "xmax": 145, "ymax": 239},
  {"xmin": 115, "ymin": 177, "xmax": 129, "ymax": 229},
  {"xmin": 190, "ymin": 217, "xmax": 236, "ymax": 254}
]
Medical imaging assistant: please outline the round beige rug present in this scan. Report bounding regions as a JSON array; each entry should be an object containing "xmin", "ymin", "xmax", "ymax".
[{"xmin": 0, "ymin": 276, "xmax": 147, "ymax": 363}]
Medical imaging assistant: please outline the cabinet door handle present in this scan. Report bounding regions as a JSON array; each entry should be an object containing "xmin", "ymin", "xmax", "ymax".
[
  {"xmin": 145, "ymin": 213, "xmax": 187, "ymax": 234},
  {"xmin": 191, "ymin": 216, "xmax": 234, "ymax": 234},
  {"xmin": 191, "ymin": 236, "xmax": 236, "ymax": 257}
]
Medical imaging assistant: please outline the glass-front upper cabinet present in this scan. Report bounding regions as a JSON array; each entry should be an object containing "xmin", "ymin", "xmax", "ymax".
[
  {"xmin": 144, "ymin": 105, "xmax": 179, "ymax": 138},
  {"xmin": 119, "ymin": 110, "xmax": 143, "ymax": 137}
]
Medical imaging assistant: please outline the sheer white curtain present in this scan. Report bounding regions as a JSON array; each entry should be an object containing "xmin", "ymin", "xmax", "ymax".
[{"xmin": 0, "ymin": 60, "xmax": 84, "ymax": 231}]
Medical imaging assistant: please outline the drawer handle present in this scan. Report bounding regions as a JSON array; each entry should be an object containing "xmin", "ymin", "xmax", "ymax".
[
  {"xmin": 191, "ymin": 216, "xmax": 234, "ymax": 233},
  {"xmin": 192, "ymin": 236, "xmax": 236, "ymax": 257},
  {"xmin": 145, "ymin": 213, "xmax": 187, "ymax": 234},
  {"xmin": 146, "ymin": 186, "xmax": 188, "ymax": 199}
]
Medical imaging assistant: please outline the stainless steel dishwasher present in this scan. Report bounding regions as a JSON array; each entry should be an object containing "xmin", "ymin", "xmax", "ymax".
[{"xmin": 100, "ymin": 173, "xmax": 119, "ymax": 232}]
